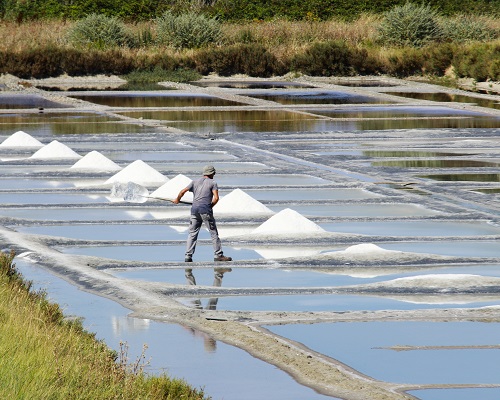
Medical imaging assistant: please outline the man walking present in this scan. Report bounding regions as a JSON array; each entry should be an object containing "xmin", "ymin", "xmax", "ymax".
[{"xmin": 174, "ymin": 165, "xmax": 232, "ymax": 262}]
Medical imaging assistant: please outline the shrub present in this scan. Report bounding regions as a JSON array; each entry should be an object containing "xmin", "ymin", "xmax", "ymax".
[
  {"xmin": 290, "ymin": 41, "xmax": 369, "ymax": 76},
  {"xmin": 156, "ymin": 11, "xmax": 222, "ymax": 49},
  {"xmin": 439, "ymin": 14, "xmax": 499, "ymax": 43},
  {"xmin": 194, "ymin": 43, "xmax": 282, "ymax": 77},
  {"xmin": 377, "ymin": 2, "xmax": 444, "ymax": 47},
  {"xmin": 453, "ymin": 43, "xmax": 500, "ymax": 81},
  {"xmin": 421, "ymin": 43, "xmax": 458, "ymax": 75},
  {"xmin": 384, "ymin": 47, "xmax": 425, "ymax": 77},
  {"xmin": 67, "ymin": 13, "xmax": 133, "ymax": 49}
]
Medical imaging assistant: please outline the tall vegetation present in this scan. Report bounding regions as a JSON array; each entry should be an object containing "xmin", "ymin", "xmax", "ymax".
[
  {"xmin": 0, "ymin": 251, "xmax": 209, "ymax": 400},
  {"xmin": 0, "ymin": 3, "xmax": 498, "ymax": 81},
  {"xmin": 1, "ymin": 0, "xmax": 499, "ymax": 21},
  {"xmin": 156, "ymin": 11, "xmax": 222, "ymax": 49}
]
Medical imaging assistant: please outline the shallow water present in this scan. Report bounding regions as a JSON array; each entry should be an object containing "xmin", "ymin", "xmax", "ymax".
[
  {"xmin": 267, "ymin": 322, "xmax": 500, "ymax": 384},
  {"xmin": 109, "ymin": 264, "xmax": 500, "ymax": 288},
  {"xmin": 372, "ymin": 159, "xmax": 500, "ymax": 168},
  {"xmin": 59, "ymin": 244, "xmax": 262, "ymax": 262},
  {"xmin": 419, "ymin": 173, "xmax": 500, "ymax": 182},
  {"xmin": 408, "ymin": 388, "xmax": 500, "ymax": 400},
  {"xmin": 384, "ymin": 91, "xmax": 500, "ymax": 110},
  {"xmin": 383, "ymin": 241, "xmax": 500, "ymax": 258},
  {"xmin": 189, "ymin": 81, "xmax": 314, "ymax": 89},
  {"xmin": 69, "ymin": 93, "xmax": 244, "ymax": 108},
  {"xmin": 321, "ymin": 220, "xmax": 500, "ymax": 237},
  {"xmin": 247, "ymin": 90, "xmax": 391, "ymax": 105},
  {"xmin": 176, "ymin": 293, "xmax": 500, "ymax": 312},
  {"xmin": 14, "ymin": 259, "xmax": 333, "ymax": 400},
  {"xmin": 269, "ymin": 203, "xmax": 441, "ymax": 217}
]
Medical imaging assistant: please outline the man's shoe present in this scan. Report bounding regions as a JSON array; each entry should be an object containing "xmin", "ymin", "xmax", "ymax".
[
  {"xmin": 214, "ymin": 255, "xmax": 232, "ymax": 262},
  {"xmin": 185, "ymin": 257, "xmax": 193, "ymax": 262}
]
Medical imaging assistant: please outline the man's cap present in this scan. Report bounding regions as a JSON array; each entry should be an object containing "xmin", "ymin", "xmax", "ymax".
[{"xmin": 203, "ymin": 165, "xmax": 216, "ymax": 175}]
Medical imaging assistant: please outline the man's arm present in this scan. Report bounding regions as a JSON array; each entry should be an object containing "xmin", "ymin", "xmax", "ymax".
[
  {"xmin": 211, "ymin": 189, "xmax": 219, "ymax": 208},
  {"xmin": 173, "ymin": 187, "xmax": 190, "ymax": 204}
]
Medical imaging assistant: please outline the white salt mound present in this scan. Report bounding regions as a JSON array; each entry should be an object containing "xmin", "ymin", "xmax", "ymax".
[
  {"xmin": 70, "ymin": 151, "xmax": 121, "ymax": 172},
  {"xmin": 151, "ymin": 174, "xmax": 193, "ymax": 202},
  {"xmin": 342, "ymin": 243, "xmax": 398, "ymax": 254},
  {"xmin": 0, "ymin": 131, "xmax": 43, "ymax": 148},
  {"xmin": 251, "ymin": 208, "xmax": 325, "ymax": 235},
  {"xmin": 30, "ymin": 140, "xmax": 81, "ymax": 159},
  {"xmin": 105, "ymin": 160, "xmax": 168, "ymax": 185},
  {"xmin": 215, "ymin": 188, "xmax": 273, "ymax": 215}
]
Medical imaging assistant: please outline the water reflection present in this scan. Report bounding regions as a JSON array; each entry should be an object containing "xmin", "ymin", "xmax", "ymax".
[
  {"xmin": 372, "ymin": 159, "xmax": 499, "ymax": 168},
  {"xmin": 70, "ymin": 93, "xmax": 244, "ymax": 108},
  {"xmin": 247, "ymin": 91, "xmax": 391, "ymax": 105},
  {"xmin": 0, "ymin": 94, "xmax": 69, "ymax": 109},
  {"xmin": 384, "ymin": 91, "xmax": 500, "ymax": 110},
  {"xmin": 184, "ymin": 267, "xmax": 232, "ymax": 310},
  {"xmin": 363, "ymin": 150, "xmax": 475, "ymax": 158},
  {"xmin": 419, "ymin": 173, "xmax": 500, "ymax": 182}
]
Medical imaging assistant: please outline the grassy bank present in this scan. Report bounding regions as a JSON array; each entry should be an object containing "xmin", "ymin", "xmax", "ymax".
[
  {"xmin": 0, "ymin": 251, "xmax": 209, "ymax": 400},
  {"xmin": 0, "ymin": 8, "xmax": 499, "ymax": 82}
]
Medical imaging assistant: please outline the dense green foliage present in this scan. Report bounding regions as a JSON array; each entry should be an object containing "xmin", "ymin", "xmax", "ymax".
[
  {"xmin": 156, "ymin": 11, "xmax": 222, "ymax": 49},
  {"xmin": 1, "ymin": 0, "xmax": 499, "ymax": 21},
  {"xmin": 377, "ymin": 3, "xmax": 444, "ymax": 47},
  {"xmin": 0, "ymin": 251, "xmax": 209, "ymax": 399},
  {"xmin": 67, "ymin": 13, "xmax": 134, "ymax": 49}
]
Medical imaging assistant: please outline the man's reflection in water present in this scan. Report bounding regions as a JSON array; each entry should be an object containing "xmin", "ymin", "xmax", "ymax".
[{"xmin": 184, "ymin": 267, "xmax": 232, "ymax": 310}]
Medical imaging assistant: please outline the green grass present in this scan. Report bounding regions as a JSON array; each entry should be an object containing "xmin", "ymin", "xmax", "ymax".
[{"xmin": 0, "ymin": 251, "xmax": 209, "ymax": 400}]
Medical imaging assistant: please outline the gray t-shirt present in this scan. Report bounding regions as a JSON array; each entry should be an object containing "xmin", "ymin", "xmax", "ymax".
[{"xmin": 187, "ymin": 177, "xmax": 218, "ymax": 214}]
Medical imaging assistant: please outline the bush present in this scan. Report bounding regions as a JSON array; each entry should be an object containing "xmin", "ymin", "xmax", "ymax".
[
  {"xmin": 421, "ymin": 43, "xmax": 458, "ymax": 75},
  {"xmin": 290, "ymin": 41, "xmax": 371, "ymax": 77},
  {"xmin": 377, "ymin": 2, "xmax": 444, "ymax": 47},
  {"xmin": 384, "ymin": 47, "xmax": 425, "ymax": 77},
  {"xmin": 439, "ymin": 14, "xmax": 499, "ymax": 43},
  {"xmin": 194, "ymin": 43, "xmax": 282, "ymax": 77},
  {"xmin": 156, "ymin": 11, "xmax": 222, "ymax": 49},
  {"xmin": 453, "ymin": 43, "xmax": 500, "ymax": 81},
  {"xmin": 67, "ymin": 13, "xmax": 133, "ymax": 49}
]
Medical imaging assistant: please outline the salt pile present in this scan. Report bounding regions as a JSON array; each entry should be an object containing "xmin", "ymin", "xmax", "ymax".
[
  {"xmin": 151, "ymin": 174, "xmax": 193, "ymax": 202},
  {"xmin": 0, "ymin": 131, "xmax": 44, "ymax": 148},
  {"xmin": 215, "ymin": 189, "xmax": 273, "ymax": 216},
  {"xmin": 342, "ymin": 243, "xmax": 400, "ymax": 255},
  {"xmin": 105, "ymin": 160, "xmax": 168, "ymax": 185},
  {"xmin": 30, "ymin": 140, "xmax": 81, "ymax": 159},
  {"xmin": 251, "ymin": 208, "xmax": 325, "ymax": 235},
  {"xmin": 70, "ymin": 151, "xmax": 121, "ymax": 172}
]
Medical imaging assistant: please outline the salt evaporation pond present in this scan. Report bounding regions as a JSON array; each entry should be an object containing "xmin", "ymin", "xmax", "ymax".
[
  {"xmin": 320, "ymin": 220, "xmax": 500, "ymax": 237},
  {"xmin": 267, "ymin": 321, "xmax": 500, "ymax": 385},
  {"xmin": 14, "ymin": 259, "xmax": 333, "ymax": 400},
  {"xmin": 243, "ymin": 188, "xmax": 382, "ymax": 201},
  {"xmin": 107, "ymin": 150, "xmax": 238, "ymax": 162},
  {"xmin": 108, "ymin": 264, "xmax": 500, "ymax": 288},
  {"xmin": 268, "ymin": 203, "xmax": 441, "ymax": 217},
  {"xmin": 176, "ymin": 293, "xmax": 500, "ymax": 312},
  {"xmin": 383, "ymin": 241, "xmax": 500, "ymax": 258},
  {"xmin": 59, "ymin": 244, "xmax": 262, "ymax": 262},
  {"xmin": 0, "ymin": 193, "xmax": 111, "ymax": 205}
]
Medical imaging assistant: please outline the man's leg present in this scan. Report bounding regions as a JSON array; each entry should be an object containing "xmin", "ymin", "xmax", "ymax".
[
  {"xmin": 201, "ymin": 212, "xmax": 223, "ymax": 257},
  {"xmin": 185, "ymin": 213, "xmax": 202, "ymax": 260}
]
